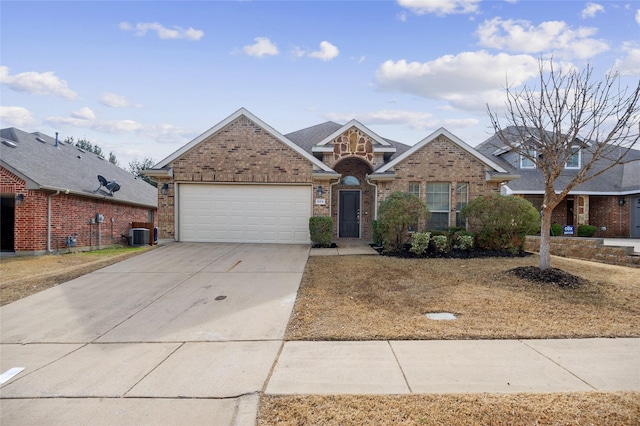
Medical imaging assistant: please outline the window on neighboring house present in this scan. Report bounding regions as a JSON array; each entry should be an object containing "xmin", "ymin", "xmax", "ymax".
[
  {"xmin": 520, "ymin": 149, "xmax": 536, "ymax": 169},
  {"xmin": 565, "ymin": 147, "xmax": 581, "ymax": 169},
  {"xmin": 426, "ymin": 182, "xmax": 450, "ymax": 230},
  {"xmin": 455, "ymin": 183, "xmax": 469, "ymax": 228}
]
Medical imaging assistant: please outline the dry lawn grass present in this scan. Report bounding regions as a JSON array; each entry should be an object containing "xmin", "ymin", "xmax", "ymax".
[
  {"xmin": 258, "ymin": 392, "xmax": 640, "ymax": 425},
  {"xmin": 0, "ymin": 246, "xmax": 151, "ymax": 305},
  {"xmin": 286, "ymin": 254, "xmax": 640, "ymax": 340}
]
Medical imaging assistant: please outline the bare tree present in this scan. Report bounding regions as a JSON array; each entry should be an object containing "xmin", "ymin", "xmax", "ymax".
[{"xmin": 487, "ymin": 59, "xmax": 640, "ymax": 270}]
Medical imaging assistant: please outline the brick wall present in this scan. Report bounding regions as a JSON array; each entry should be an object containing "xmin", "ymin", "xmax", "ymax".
[
  {"xmin": 158, "ymin": 116, "xmax": 315, "ymax": 239},
  {"xmin": 377, "ymin": 135, "xmax": 500, "ymax": 227},
  {"xmin": 3, "ymin": 165, "xmax": 155, "ymax": 254},
  {"xmin": 589, "ymin": 196, "xmax": 630, "ymax": 238},
  {"xmin": 525, "ymin": 236, "xmax": 639, "ymax": 267}
]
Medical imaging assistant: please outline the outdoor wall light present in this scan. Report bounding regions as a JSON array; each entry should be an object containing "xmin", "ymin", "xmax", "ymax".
[
  {"xmin": 15, "ymin": 193, "xmax": 25, "ymax": 205},
  {"xmin": 618, "ymin": 197, "xmax": 626, "ymax": 206},
  {"xmin": 161, "ymin": 183, "xmax": 169, "ymax": 195},
  {"xmin": 317, "ymin": 185, "xmax": 323, "ymax": 197}
]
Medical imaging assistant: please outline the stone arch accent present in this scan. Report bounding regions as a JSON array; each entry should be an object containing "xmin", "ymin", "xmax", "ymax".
[{"xmin": 332, "ymin": 127, "xmax": 374, "ymax": 166}]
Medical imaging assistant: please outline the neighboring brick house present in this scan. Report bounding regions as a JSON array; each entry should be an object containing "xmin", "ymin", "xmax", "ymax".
[
  {"xmin": 0, "ymin": 128, "xmax": 157, "ymax": 255},
  {"xmin": 146, "ymin": 108, "xmax": 516, "ymax": 244},
  {"xmin": 476, "ymin": 127, "xmax": 640, "ymax": 238}
]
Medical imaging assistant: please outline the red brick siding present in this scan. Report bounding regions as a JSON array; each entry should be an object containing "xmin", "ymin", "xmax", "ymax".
[
  {"xmin": 589, "ymin": 195, "xmax": 630, "ymax": 238},
  {"xmin": 2, "ymin": 166, "xmax": 155, "ymax": 253}
]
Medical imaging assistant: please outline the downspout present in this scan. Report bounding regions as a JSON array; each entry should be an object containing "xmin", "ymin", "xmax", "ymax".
[
  {"xmin": 47, "ymin": 191, "xmax": 60, "ymax": 253},
  {"xmin": 365, "ymin": 174, "xmax": 378, "ymax": 220}
]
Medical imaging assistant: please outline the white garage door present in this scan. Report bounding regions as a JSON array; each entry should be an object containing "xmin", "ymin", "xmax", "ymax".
[{"xmin": 179, "ymin": 184, "xmax": 311, "ymax": 243}]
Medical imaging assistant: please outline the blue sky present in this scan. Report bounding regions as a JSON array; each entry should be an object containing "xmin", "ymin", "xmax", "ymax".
[{"xmin": 2, "ymin": 1, "xmax": 639, "ymax": 168}]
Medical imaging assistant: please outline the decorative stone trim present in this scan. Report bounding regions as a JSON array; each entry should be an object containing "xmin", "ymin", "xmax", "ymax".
[{"xmin": 524, "ymin": 236, "xmax": 639, "ymax": 268}]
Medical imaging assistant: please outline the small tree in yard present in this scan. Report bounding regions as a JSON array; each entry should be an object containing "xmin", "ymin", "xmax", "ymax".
[
  {"xmin": 488, "ymin": 58, "xmax": 640, "ymax": 270},
  {"xmin": 461, "ymin": 194, "xmax": 540, "ymax": 253},
  {"xmin": 377, "ymin": 192, "xmax": 429, "ymax": 251}
]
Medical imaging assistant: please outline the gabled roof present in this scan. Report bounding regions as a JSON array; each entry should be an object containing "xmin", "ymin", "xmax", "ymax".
[
  {"xmin": 0, "ymin": 128, "xmax": 157, "ymax": 208},
  {"xmin": 152, "ymin": 108, "xmax": 333, "ymax": 172},
  {"xmin": 313, "ymin": 120, "xmax": 392, "ymax": 149},
  {"xmin": 477, "ymin": 127, "xmax": 640, "ymax": 195},
  {"xmin": 377, "ymin": 127, "xmax": 509, "ymax": 174}
]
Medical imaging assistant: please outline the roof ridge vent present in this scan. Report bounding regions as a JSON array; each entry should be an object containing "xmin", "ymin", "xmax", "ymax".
[
  {"xmin": 36, "ymin": 136, "xmax": 47, "ymax": 144},
  {"xmin": 2, "ymin": 140, "xmax": 17, "ymax": 148}
]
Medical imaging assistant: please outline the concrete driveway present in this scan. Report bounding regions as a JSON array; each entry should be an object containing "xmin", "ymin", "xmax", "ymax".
[{"xmin": 1, "ymin": 243, "xmax": 309, "ymax": 425}]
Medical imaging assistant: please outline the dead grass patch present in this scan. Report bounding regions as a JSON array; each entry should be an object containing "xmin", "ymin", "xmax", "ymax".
[
  {"xmin": 286, "ymin": 255, "xmax": 639, "ymax": 340},
  {"xmin": 258, "ymin": 392, "xmax": 640, "ymax": 425}
]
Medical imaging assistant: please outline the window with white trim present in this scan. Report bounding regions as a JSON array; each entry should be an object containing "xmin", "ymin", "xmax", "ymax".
[
  {"xmin": 455, "ymin": 183, "xmax": 468, "ymax": 228},
  {"xmin": 565, "ymin": 147, "xmax": 581, "ymax": 169},
  {"xmin": 408, "ymin": 182, "xmax": 420, "ymax": 198},
  {"xmin": 427, "ymin": 182, "xmax": 450, "ymax": 230},
  {"xmin": 520, "ymin": 149, "xmax": 536, "ymax": 169}
]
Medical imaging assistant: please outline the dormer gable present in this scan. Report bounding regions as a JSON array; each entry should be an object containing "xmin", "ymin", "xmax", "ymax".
[{"xmin": 311, "ymin": 120, "xmax": 396, "ymax": 168}]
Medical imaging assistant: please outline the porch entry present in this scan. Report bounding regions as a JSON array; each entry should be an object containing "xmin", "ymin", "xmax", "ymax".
[{"xmin": 339, "ymin": 190, "xmax": 360, "ymax": 238}]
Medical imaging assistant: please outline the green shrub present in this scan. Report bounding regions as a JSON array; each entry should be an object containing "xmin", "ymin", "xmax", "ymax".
[
  {"xmin": 372, "ymin": 220, "xmax": 383, "ymax": 246},
  {"xmin": 378, "ymin": 192, "xmax": 430, "ymax": 251},
  {"xmin": 432, "ymin": 235, "xmax": 448, "ymax": 252},
  {"xmin": 309, "ymin": 216, "xmax": 333, "ymax": 247},
  {"xmin": 454, "ymin": 234, "xmax": 474, "ymax": 250},
  {"xmin": 551, "ymin": 223, "xmax": 563, "ymax": 236},
  {"xmin": 461, "ymin": 194, "xmax": 540, "ymax": 253},
  {"xmin": 577, "ymin": 224, "xmax": 597, "ymax": 237},
  {"xmin": 410, "ymin": 232, "xmax": 431, "ymax": 255}
]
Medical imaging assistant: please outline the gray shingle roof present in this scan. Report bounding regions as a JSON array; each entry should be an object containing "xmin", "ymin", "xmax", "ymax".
[
  {"xmin": 1, "ymin": 128, "xmax": 157, "ymax": 208},
  {"xmin": 285, "ymin": 121, "xmax": 411, "ymax": 166},
  {"xmin": 476, "ymin": 127, "xmax": 640, "ymax": 194}
]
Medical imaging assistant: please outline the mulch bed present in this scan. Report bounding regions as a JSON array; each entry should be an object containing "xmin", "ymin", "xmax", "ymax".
[{"xmin": 508, "ymin": 266, "xmax": 590, "ymax": 288}]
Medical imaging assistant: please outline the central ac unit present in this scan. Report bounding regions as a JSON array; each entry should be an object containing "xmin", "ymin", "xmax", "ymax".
[{"xmin": 129, "ymin": 228, "xmax": 149, "ymax": 246}]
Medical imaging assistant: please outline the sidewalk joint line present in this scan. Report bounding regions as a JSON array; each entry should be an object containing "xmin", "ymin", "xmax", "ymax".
[
  {"xmin": 122, "ymin": 342, "xmax": 185, "ymax": 397},
  {"xmin": 518, "ymin": 340, "xmax": 597, "ymax": 391},
  {"xmin": 387, "ymin": 341, "xmax": 413, "ymax": 393}
]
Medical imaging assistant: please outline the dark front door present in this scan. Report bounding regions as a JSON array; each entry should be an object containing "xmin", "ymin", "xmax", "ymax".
[
  {"xmin": 339, "ymin": 191, "xmax": 360, "ymax": 238},
  {"xmin": 566, "ymin": 199, "xmax": 574, "ymax": 226},
  {"xmin": 633, "ymin": 197, "xmax": 640, "ymax": 238}
]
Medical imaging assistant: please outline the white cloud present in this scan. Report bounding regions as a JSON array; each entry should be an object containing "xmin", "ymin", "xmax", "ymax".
[
  {"xmin": 636, "ymin": 9, "xmax": 640, "ymax": 25},
  {"xmin": 44, "ymin": 110, "xmax": 192, "ymax": 144},
  {"xmin": 291, "ymin": 41, "xmax": 339, "ymax": 61},
  {"xmin": 243, "ymin": 37, "xmax": 279, "ymax": 58},
  {"xmin": 476, "ymin": 17, "xmax": 609, "ymax": 59},
  {"xmin": 72, "ymin": 107, "xmax": 96, "ymax": 120},
  {"xmin": 610, "ymin": 42, "xmax": 640, "ymax": 76},
  {"xmin": 99, "ymin": 92, "xmax": 140, "ymax": 108},
  {"xmin": 0, "ymin": 106, "xmax": 36, "ymax": 127},
  {"xmin": 308, "ymin": 41, "xmax": 339, "ymax": 61},
  {"xmin": 582, "ymin": 3, "xmax": 604, "ymax": 19},
  {"xmin": 325, "ymin": 109, "xmax": 479, "ymax": 131},
  {"xmin": 397, "ymin": 0, "xmax": 480, "ymax": 16},
  {"xmin": 0, "ymin": 66, "xmax": 78, "ymax": 100},
  {"xmin": 119, "ymin": 21, "xmax": 203, "ymax": 41}
]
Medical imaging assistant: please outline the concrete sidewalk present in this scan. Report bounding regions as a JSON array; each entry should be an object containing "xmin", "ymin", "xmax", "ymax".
[{"xmin": 266, "ymin": 338, "xmax": 640, "ymax": 395}]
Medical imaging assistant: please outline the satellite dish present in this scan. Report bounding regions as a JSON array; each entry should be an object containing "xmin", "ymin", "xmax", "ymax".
[
  {"xmin": 106, "ymin": 180, "xmax": 120, "ymax": 195},
  {"xmin": 94, "ymin": 175, "xmax": 120, "ymax": 196}
]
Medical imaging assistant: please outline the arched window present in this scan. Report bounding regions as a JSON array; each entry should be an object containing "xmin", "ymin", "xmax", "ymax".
[{"xmin": 340, "ymin": 176, "xmax": 360, "ymax": 186}]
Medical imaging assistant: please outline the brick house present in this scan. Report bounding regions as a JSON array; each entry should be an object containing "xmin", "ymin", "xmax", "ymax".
[
  {"xmin": 476, "ymin": 127, "xmax": 640, "ymax": 238},
  {"xmin": 145, "ymin": 108, "xmax": 516, "ymax": 244},
  {"xmin": 0, "ymin": 128, "xmax": 157, "ymax": 255}
]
